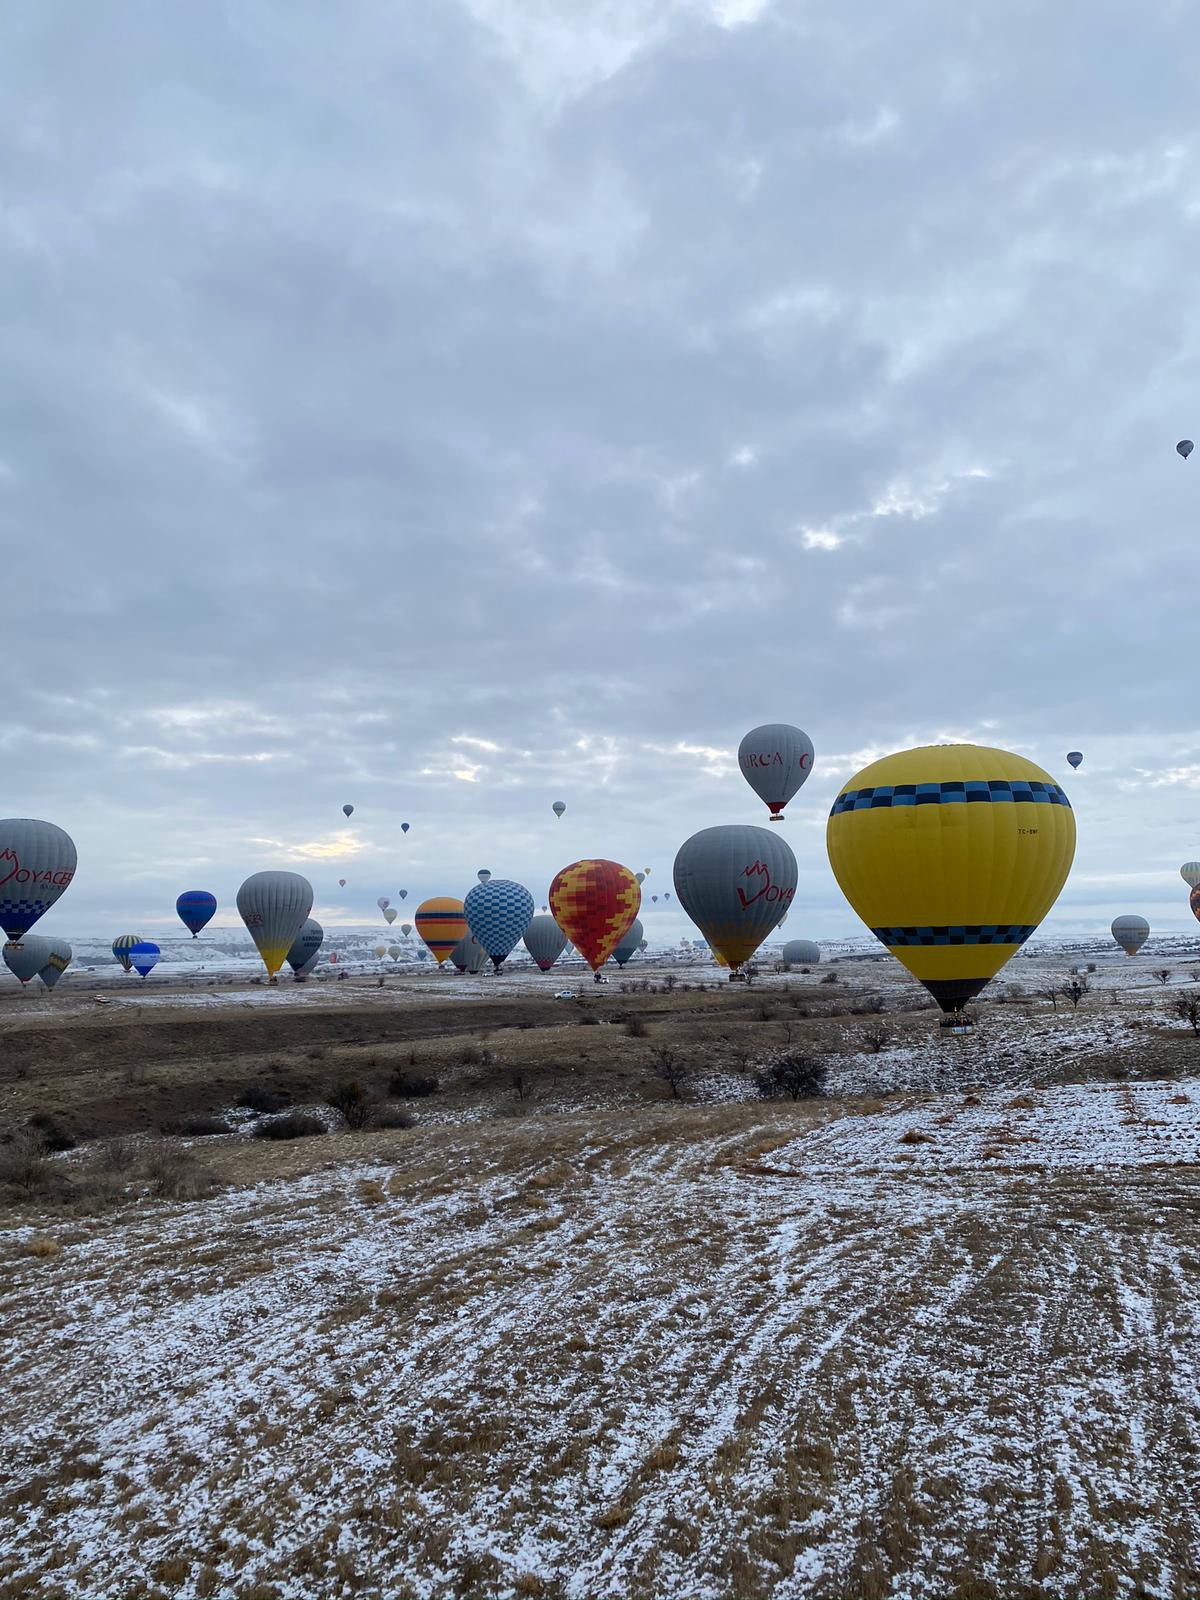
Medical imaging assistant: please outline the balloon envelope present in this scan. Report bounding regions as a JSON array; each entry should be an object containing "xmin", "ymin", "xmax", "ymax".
[
  {"xmin": 552, "ymin": 801, "xmax": 566, "ymax": 818},
  {"xmin": 450, "ymin": 934, "xmax": 489, "ymax": 974},
  {"xmin": 477, "ymin": 869, "xmax": 491, "ymax": 884},
  {"xmin": 377, "ymin": 897, "xmax": 390, "ymax": 911},
  {"xmin": 1066, "ymin": 752, "xmax": 1083, "ymax": 770},
  {"xmin": 549, "ymin": 859, "xmax": 640, "ymax": 972},
  {"xmin": 464, "ymin": 879, "xmax": 534, "ymax": 969},
  {"xmin": 1191, "ymin": 889, "xmax": 1200, "ymax": 926},
  {"xmin": 738, "ymin": 724, "xmax": 814, "ymax": 821},
  {"xmin": 374, "ymin": 944, "xmax": 387, "ymax": 958},
  {"xmin": 401, "ymin": 922, "xmax": 412, "ymax": 937},
  {"xmin": 782, "ymin": 939, "xmax": 821, "ymax": 966},
  {"xmin": 387, "ymin": 945, "xmax": 401, "ymax": 960},
  {"xmin": 4, "ymin": 935, "xmax": 53, "ymax": 985},
  {"xmin": 237, "ymin": 871, "xmax": 314, "ymax": 978},
  {"xmin": 1112, "ymin": 914, "xmax": 1150, "ymax": 956},
  {"xmin": 112, "ymin": 933, "xmax": 140, "ymax": 973},
  {"xmin": 612, "ymin": 918, "xmax": 644, "ymax": 967},
  {"xmin": 523, "ymin": 914, "xmax": 568, "ymax": 972},
  {"xmin": 1178, "ymin": 440, "xmax": 1194, "ymax": 459},
  {"xmin": 39, "ymin": 938, "xmax": 72, "ymax": 990},
  {"xmin": 415, "ymin": 897, "xmax": 467, "ymax": 965},
  {"xmin": 176, "ymin": 890, "xmax": 217, "ymax": 937},
  {"xmin": 384, "ymin": 908, "xmax": 398, "ymax": 925},
  {"xmin": 129, "ymin": 940, "xmax": 160, "ymax": 978},
  {"xmin": 338, "ymin": 879, "xmax": 346, "ymax": 888},
  {"xmin": 342, "ymin": 804, "xmax": 354, "ymax": 817},
  {"xmin": 0, "ymin": 819, "xmax": 77, "ymax": 939},
  {"xmin": 674, "ymin": 825, "xmax": 797, "ymax": 971},
  {"xmin": 401, "ymin": 822, "xmax": 410, "ymax": 834},
  {"xmin": 398, "ymin": 889, "xmax": 408, "ymax": 900},
  {"xmin": 827, "ymin": 744, "xmax": 1075, "ymax": 1013},
  {"xmin": 1181, "ymin": 863, "xmax": 1200, "ymax": 890},
  {"xmin": 286, "ymin": 917, "xmax": 324, "ymax": 974}
]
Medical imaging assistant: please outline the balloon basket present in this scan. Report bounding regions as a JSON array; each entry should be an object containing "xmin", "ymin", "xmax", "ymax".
[{"xmin": 769, "ymin": 814, "xmax": 784, "ymax": 823}]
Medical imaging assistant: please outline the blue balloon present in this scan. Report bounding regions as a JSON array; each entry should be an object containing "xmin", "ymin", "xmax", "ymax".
[
  {"xmin": 176, "ymin": 890, "xmax": 217, "ymax": 937},
  {"xmin": 464, "ymin": 879, "xmax": 534, "ymax": 970},
  {"xmin": 129, "ymin": 940, "xmax": 160, "ymax": 978}
]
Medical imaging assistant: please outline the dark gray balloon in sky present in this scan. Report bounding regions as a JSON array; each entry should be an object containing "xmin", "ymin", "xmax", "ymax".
[
  {"xmin": 523, "ymin": 914, "xmax": 568, "ymax": 971},
  {"xmin": 612, "ymin": 918, "xmax": 644, "ymax": 966}
]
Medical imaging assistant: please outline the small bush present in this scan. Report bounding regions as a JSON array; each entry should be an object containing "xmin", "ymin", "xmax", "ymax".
[
  {"xmin": 238, "ymin": 1083, "xmax": 291, "ymax": 1114},
  {"xmin": 579, "ymin": 1013, "xmax": 600, "ymax": 1025},
  {"xmin": 20, "ymin": 1234, "xmax": 61, "ymax": 1259},
  {"xmin": 755, "ymin": 1053, "xmax": 827, "ymax": 1101},
  {"xmin": 860, "ymin": 1023, "xmax": 889, "ymax": 1054},
  {"xmin": 820, "ymin": 972, "xmax": 839, "ymax": 985},
  {"xmin": 388, "ymin": 1071, "xmax": 439, "ymax": 1098},
  {"xmin": 624, "ymin": 1016, "xmax": 649, "ymax": 1038},
  {"xmin": 373, "ymin": 1105, "xmax": 416, "ymax": 1130},
  {"xmin": 26, "ymin": 1114, "xmax": 76, "ymax": 1153},
  {"xmin": 172, "ymin": 1114, "xmax": 230, "ymax": 1138},
  {"xmin": 96, "ymin": 1134, "xmax": 140, "ymax": 1173},
  {"xmin": 326, "ymin": 1080, "xmax": 374, "ymax": 1130},
  {"xmin": 899, "ymin": 1128, "xmax": 935, "ymax": 1146},
  {"xmin": 253, "ymin": 1112, "xmax": 327, "ymax": 1141},
  {"xmin": 0, "ymin": 1132, "xmax": 49, "ymax": 1194},
  {"xmin": 459, "ymin": 1044, "xmax": 484, "ymax": 1065},
  {"xmin": 140, "ymin": 1143, "xmax": 214, "ymax": 1201}
]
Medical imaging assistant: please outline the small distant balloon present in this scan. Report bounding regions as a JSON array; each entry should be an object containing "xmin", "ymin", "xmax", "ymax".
[
  {"xmin": 338, "ymin": 879, "xmax": 346, "ymax": 888},
  {"xmin": 552, "ymin": 801, "xmax": 566, "ymax": 819},
  {"xmin": 39, "ymin": 939, "xmax": 72, "ymax": 990},
  {"xmin": 1178, "ymin": 440, "xmax": 1194, "ymax": 460},
  {"xmin": 401, "ymin": 822, "xmax": 410, "ymax": 834},
  {"xmin": 374, "ymin": 944, "xmax": 387, "ymax": 958},
  {"xmin": 1066, "ymin": 751, "xmax": 1083, "ymax": 770},
  {"xmin": 384, "ymin": 907, "xmax": 398, "ymax": 925},
  {"xmin": 652, "ymin": 894, "xmax": 659, "ymax": 903},
  {"xmin": 635, "ymin": 872, "xmax": 645, "ymax": 884},
  {"xmin": 398, "ymin": 889, "xmax": 408, "ymax": 900},
  {"xmin": 129, "ymin": 940, "xmax": 161, "ymax": 978},
  {"xmin": 1180, "ymin": 862, "xmax": 1200, "ymax": 890},
  {"xmin": 401, "ymin": 922, "xmax": 412, "ymax": 937},
  {"xmin": 642, "ymin": 867, "xmax": 651, "ymax": 877},
  {"xmin": 478, "ymin": 869, "xmax": 492, "ymax": 884},
  {"xmin": 342, "ymin": 804, "xmax": 354, "ymax": 818},
  {"xmin": 377, "ymin": 896, "xmax": 390, "ymax": 911},
  {"xmin": 112, "ymin": 933, "xmax": 140, "ymax": 973},
  {"xmin": 1111, "ymin": 915, "xmax": 1149, "ymax": 957},
  {"xmin": 664, "ymin": 892, "xmax": 671, "ymax": 902}
]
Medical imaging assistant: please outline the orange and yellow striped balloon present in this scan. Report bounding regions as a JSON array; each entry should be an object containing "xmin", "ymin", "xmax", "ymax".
[
  {"xmin": 548, "ymin": 859, "xmax": 640, "ymax": 972},
  {"xmin": 414, "ymin": 897, "xmax": 467, "ymax": 965}
]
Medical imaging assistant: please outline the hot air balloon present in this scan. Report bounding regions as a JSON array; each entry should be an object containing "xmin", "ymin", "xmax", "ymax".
[
  {"xmin": 552, "ymin": 801, "xmax": 566, "ymax": 819},
  {"xmin": 39, "ymin": 939, "xmax": 72, "ymax": 990},
  {"xmin": 1111, "ymin": 915, "xmax": 1150, "ymax": 956},
  {"xmin": 0, "ymin": 819, "xmax": 77, "ymax": 939},
  {"xmin": 643, "ymin": 867, "xmax": 651, "ymax": 877},
  {"xmin": 738, "ymin": 724, "xmax": 814, "ymax": 822},
  {"xmin": 674, "ymin": 825, "xmax": 797, "ymax": 972},
  {"xmin": 237, "ymin": 871, "xmax": 314, "ymax": 980},
  {"xmin": 664, "ymin": 892, "xmax": 671, "ymax": 902},
  {"xmin": 1181, "ymin": 863, "xmax": 1200, "ymax": 890},
  {"xmin": 635, "ymin": 872, "xmax": 645, "ymax": 885},
  {"xmin": 398, "ymin": 889, "xmax": 408, "ymax": 900},
  {"xmin": 377, "ymin": 896, "xmax": 391, "ymax": 912},
  {"xmin": 477, "ymin": 869, "xmax": 492, "ymax": 884},
  {"xmin": 387, "ymin": 945, "xmax": 402, "ymax": 961},
  {"xmin": 1066, "ymin": 752, "xmax": 1083, "ymax": 770},
  {"xmin": 1190, "ymin": 888, "xmax": 1200, "ymax": 925},
  {"xmin": 112, "ymin": 933, "xmax": 140, "ymax": 973},
  {"xmin": 401, "ymin": 922, "xmax": 412, "ymax": 937},
  {"xmin": 782, "ymin": 939, "xmax": 821, "ymax": 966},
  {"xmin": 338, "ymin": 878, "xmax": 347, "ymax": 888},
  {"xmin": 343, "ymin": 804, "xmax": 354, "ymax": 818},
  {"xmin": 827, "ymin": 744, "xmax": 1075, "ymax": 1014},
  {"xmin": 401, "ymin": 822, "xmax": 411, "ymax": 834},
  {"xmin": 1178, "ymin": 440, "xmax": 1194, "ymax": 460},
  {"xmin": 523, "ymin": 914, "xmax": 569, "ymax": 972},
  {"xmin": 549, "ymin": 860, "xmax": 640, "ymax": 975},
  {"xmin": 464, "ymin": 879, "xmax": 534, "ymax": 970},
  {"xmin": 286, "ymin": 918, "xmax": 323, "ymax": 977},
  {"xmin": 3, "ymin": 936, "xmax": 53, "ymax": 985},
  {"xmin": 415, "ymin": 898, "xmax": 468, "ymax": 964},
  {"xmin": 129, "ymin": 940, "xmax": 160, "ymax": 978},
  {"xmin": 384, "ymin": 908, "xmax": 398, "ymax": 925},
  {"xmin": 612, "ymin": 918, "xmax": 644, "ymax": 967},
  {"xmin": 451, "ymin": 934, "xmax": 489, "ymax": 974},
  {"xmin": 374, "ymin": 943, "xmax": 388, "ymax": 958},
  {"xmin": 639, "ymin": 939, "xmax": 648, "ymax": 952},
  {"xmin": 176, "ymin": 890, "xmax": 217, "ymax": 938}
]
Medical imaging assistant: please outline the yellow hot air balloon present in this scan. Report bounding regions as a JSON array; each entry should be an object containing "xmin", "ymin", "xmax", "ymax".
[{"xmin": 827, "ymin": 744, "xmax": 1075, "ymax": 1014}]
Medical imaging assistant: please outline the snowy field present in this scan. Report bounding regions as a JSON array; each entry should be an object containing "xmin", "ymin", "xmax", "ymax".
[{"xmin": 4, "ymin": 1082, "xmax": 1200, "ymax": 1599}]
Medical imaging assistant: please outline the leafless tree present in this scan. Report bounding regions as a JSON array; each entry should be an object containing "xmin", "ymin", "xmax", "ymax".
[
  {"xmin": 1060, "ymin": 977, "xmax": 1089, "ymax": 1011},
  {"xmin": 755, "ymin": 1053, "xmax": 827, "ymax": 1101},
  {"xmin": 649, "ymin": 1045, "xmax": 691, "ymax": 1100},
  {"xmin": 1173, "ymin": 996, "xmax": 1200, "ymax": 1036},
  {"xmin": 860, "ymin": 1022, "xmax": 889, "ymax": 1054},
  {"xmin": 1155, "ymin": 968, "xmax": 1172, "ymax": 986},
  {"xmin": 510, "ymin": 1069, "xmax": 532, "ymax": 1101},
  {"xmin": 1039, "ymin": 986, "xmax": 1059, "ymax": 1011}
]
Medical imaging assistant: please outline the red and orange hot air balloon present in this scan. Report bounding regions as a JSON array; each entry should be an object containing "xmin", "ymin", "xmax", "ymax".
[
  {"xmin": 1190, "ymin": 885, "xmax": 1200, "ymax": 924},
  {"xmin": 549, "ymin": 858, "xmax": 640, "ymax": 974}
]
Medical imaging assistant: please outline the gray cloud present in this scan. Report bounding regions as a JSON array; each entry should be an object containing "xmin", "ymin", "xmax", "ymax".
[{"xmin": 3, "ymin": 0, "xmax": 1199, "ymax": 941}]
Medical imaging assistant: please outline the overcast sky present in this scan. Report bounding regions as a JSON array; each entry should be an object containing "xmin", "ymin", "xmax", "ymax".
[{"xmin": 4, "ymin": 0, "xmax": 1200, "ymax": 944}]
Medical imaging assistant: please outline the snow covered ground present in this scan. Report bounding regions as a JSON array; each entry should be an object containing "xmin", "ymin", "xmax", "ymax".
[{"xmin": 4, "ymin": 1083, "xmax": 1200, "ymax": 1599}]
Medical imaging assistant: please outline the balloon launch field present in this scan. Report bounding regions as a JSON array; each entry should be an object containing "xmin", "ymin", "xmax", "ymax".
[{"xmin": 5, "ymin": 952, "xmax": 1200, "ymax": 1596}]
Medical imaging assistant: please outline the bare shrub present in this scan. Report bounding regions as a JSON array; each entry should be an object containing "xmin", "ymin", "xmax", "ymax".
[
  {"xmin": 860, "ymin": 1023, "xmax": 889, "ymax": 1055},
  {"xmin": 1060, "ymin": 977, "xmax": 1088, "ymax": 1011},
  {"xmin": 238, "ymin": 1083, "xmax": 291, "ymax": 1114},
  {"xmin": 170, "ymin": 1114, "xmax": 230, "ymax": 1138},
  {"xmin": 649, "ymin": 1045, "xmax": 691, "ymax": 1100},
  {"xmin": 19, "ymin": 1234, "xmax": 61, "ymax": 1259},
  {"xmin": 97, "ymin": 1134, "xmax": 140, "ymax": 1173},
  {"xmin": 0, "ymin": 1132, "xmax": 49, "ymax": 1194},
  {"xmin": 820, "ymin": 971, "xmax": 838, "ymax": 985},
  {"xmin": 253, "ymin": 1113, "xmax": 327, "ymax": 1142},
  {"xmin": 1173, "ymin": 995, "xmax": 1200, "ymax": 1036},
  {"xmin": 26, "ymin": 1113, "xmax": 76, "ymax": 1153},
  {"xmin": 1155, "ymin": 968, "xmax": 1172, "ymax": 986},
  {"xmin": 389, "ymin": 1071, "xmax": 439, "ymax": 1098},
  {"xmin": 139, "ymin": 1143, "xmax": 215, "ymax": 1201},
  {"xmin": 578, "ymin": 1013, "xmax": 600, "ymax": 1026},
  {"xmin": 373, "ymin": 1105, "xmax": 416, "ymax": 1130},
  {"xmin": 624, "ymin": 1016, "xmax": 649, "ymax": 1038},
  {"xmin": 510, "ymin": 1069, "xmax": 532, "ymax": 1102},
  {"xmin": 755, "ymin": 1053, "xmax": 827, "ymax": 1101},
  {"xmin": 899, "ymin": 1128, "xmax": 935, "ymax": 1145},
  {"xmin": 325, "ymin": 1080, "xmax": 374, "ymax": 1130},
  {"xmin": 1039, "ymin": 986, "xmax": 1059, "ymax": 1011}
]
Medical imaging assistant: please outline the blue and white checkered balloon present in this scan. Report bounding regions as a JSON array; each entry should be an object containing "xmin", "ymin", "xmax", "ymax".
[{"xmin": 464, "ymin": 879, "xmax": 535, "ymax": 969}]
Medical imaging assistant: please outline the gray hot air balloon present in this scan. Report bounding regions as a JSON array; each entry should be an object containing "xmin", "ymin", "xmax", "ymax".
[
  {"xmin": 39, "ymin": 938, "xmax": 72, "ymax": 990},
  {"xmin": 3, "ymin": 935, "xmax": 54, "ymax": 985},
  {"xmin": 0, "ymin": 819, "xmax": 77, "ymax": 939},
  {"xmin": 737, "ymin": 725, "xmax": 814, "ymax": 822},
  {"xmin": 450, "ymin": 933, "xmax": 489, "ymax": 974},
  {"xmin": 286, "ymin": 918, "xmax": 324, "ymax": 977},
  {"xmin": 477, "ymin": 868, "xmax": 492, "ymax": 884},
  {"xmin": 782, "ymin": 938, "xmax": 821, "ymax": 966},
  {"xmin": 401, "ymin": 922, "xmax": 412, "ymax": 937},
  {"xmin": 387, "ymin": 944, "xmax": 402, "ymax": 961},
  {"xmin": 384, "ymin": 908, "xmax": 398, "ymax": 925},
  {"xmin": 612, "ymin": 918, "xmax": 644, "ymax": 967},
  {"xmin": 673, "ymin": 824, "xmax": 798, "ymax": 974},
  {"xmin": 343, "ymin": 803, "xmax": 354, "ymax": 817},
  {"xmin": 1111, "ymin": 914, "xmax": 1150, "ymax": 957},
  {"xmin": 1178, "ymin": 440, "xmax": 1194, "ymax": 460},
  {"xmin": 552, "ymin": 801, "xmax": 566, "ymax": 819},
  {"xmin": 523, "ymin": 914, "xmax": 568, "ymax": 972},
  {"xmin": 1180, "ymin": 862, "xmax": 1200, "ymax": 890},
  {"xmin": 236, "ymin": 871, "xmax": 314, "ymax": 979}
]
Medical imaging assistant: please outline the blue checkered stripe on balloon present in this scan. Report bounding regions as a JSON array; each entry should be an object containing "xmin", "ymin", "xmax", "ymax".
[
  {"xmin": 464, "ymin": 880, "xmax": 535, "ymax": 961},
  {"xmin": 0, "ymin": 898, "xmax": 51, "ymax": 936},
  {"xmin": 872, "ymin": 924, "xmax": 1037, "ymax": 946},
  {"xmin": 830, "ymin": 781, "xmax": 1070, "ymax": 816}
]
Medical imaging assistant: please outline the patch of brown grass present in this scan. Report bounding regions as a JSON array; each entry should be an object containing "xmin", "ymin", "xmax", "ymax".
[
  {"xmin": 899, "ymin": 1128, "xmax": 935, "ymax": 1145},
  {"xmin": 18, "ymin": 1235, "xmax": 60, "ymax": 1259}
]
